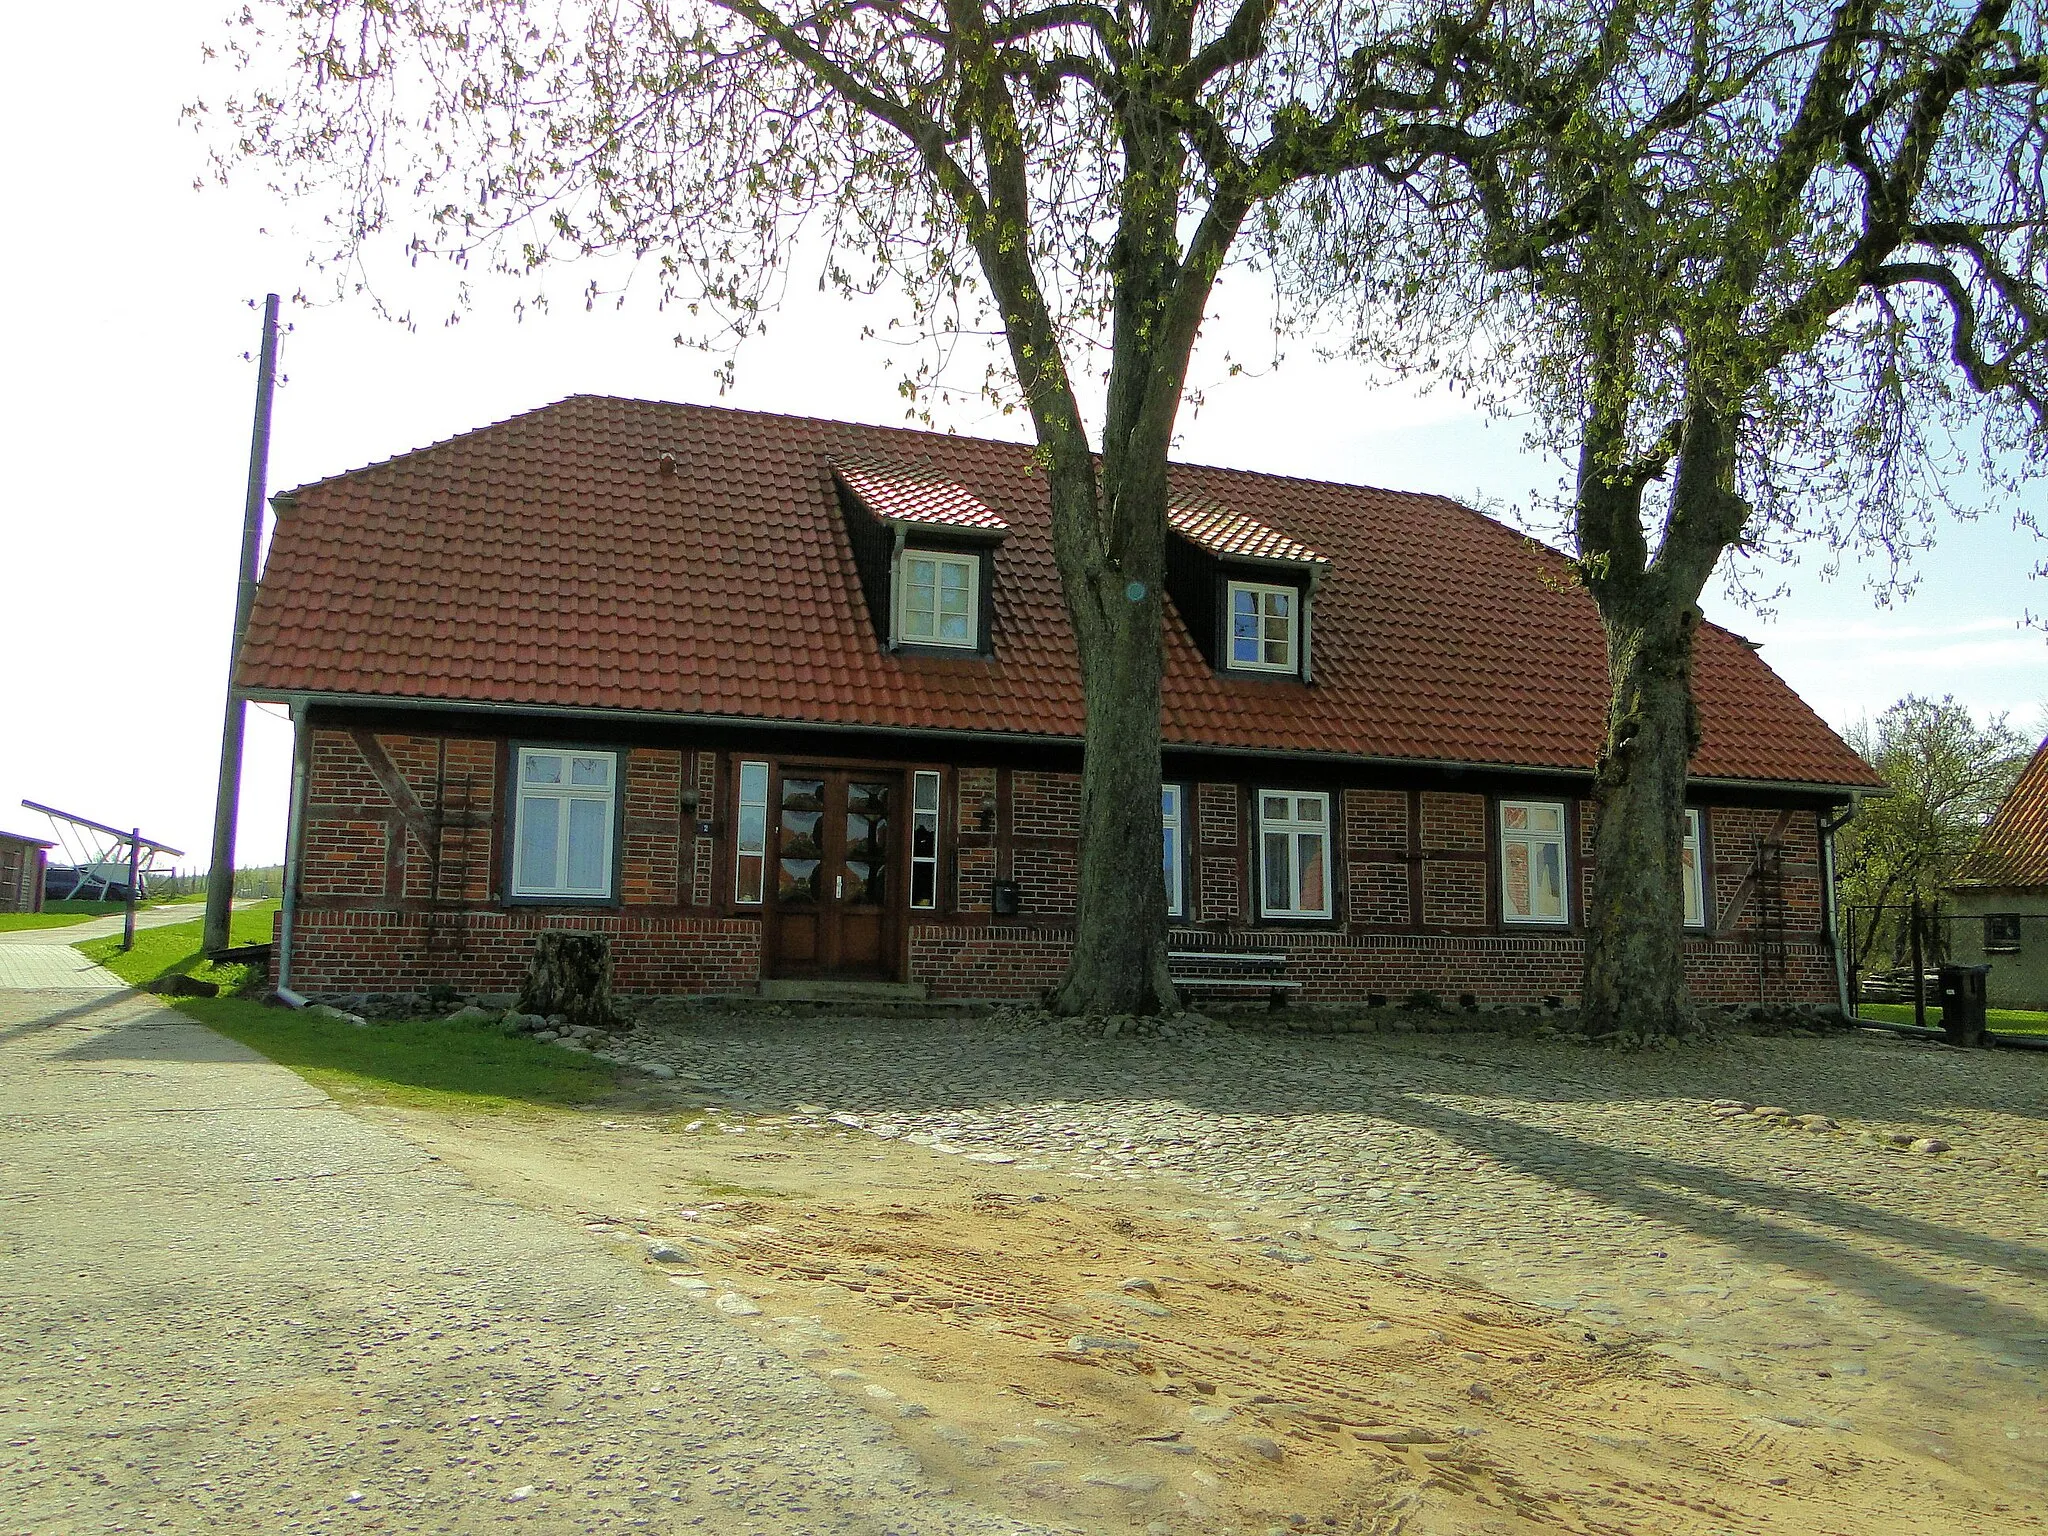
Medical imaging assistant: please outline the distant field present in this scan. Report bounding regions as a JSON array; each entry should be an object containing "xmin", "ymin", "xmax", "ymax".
[{"xmin": 1856, "ymin": 1002, "xmax": 2048, "ymax": 1037}]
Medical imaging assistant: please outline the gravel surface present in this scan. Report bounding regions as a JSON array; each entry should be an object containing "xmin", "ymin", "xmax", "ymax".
[
  {"xmin": 0, "ymin": 985, "xmax": 1063, "ymax": 1536},
  {"xmin": 618, "ymin": 1004, "xmax": 2048, "ymax": 1499}
]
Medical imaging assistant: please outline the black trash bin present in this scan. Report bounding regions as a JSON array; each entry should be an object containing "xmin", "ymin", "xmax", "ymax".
[{"xmin": 1937, "ymin": 963, "xmax": 1991, "ymax": 1047}]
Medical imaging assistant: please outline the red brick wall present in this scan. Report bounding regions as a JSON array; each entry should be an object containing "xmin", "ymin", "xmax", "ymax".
[
  {"xmin": 909, "ymin": 923, "xmax": 1833, "ymax": 1007},
  {"xmin": 1421, "ymin": 862, "xmax": 1488, "ymax": 928},
  {"xmin": 1012, "ymin": 845, "xmax": 1078, "ymax": 915},
  {"xmin": 1012, "ymin": 771, "xmax": 1081, "ymax": 838},
  {"xmin": 289, "ymin": 908, "xmax": 761, "ymax": 997},
  {"xmin": 623, "ymin": 748, "xmax": 684, "ymax": 905},
  {"xmin": 288, "ymin": 722, "xmax": 1838, "ymax": 1008},
  {"xmin": 910, "ymin": 924, "xmax": 1071, "ymax": 1000}
]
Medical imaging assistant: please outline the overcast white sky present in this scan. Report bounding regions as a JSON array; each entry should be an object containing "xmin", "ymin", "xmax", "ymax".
[{"xmin": 2, "ymin": 2, "xmax": 2042, "ymax": 873}]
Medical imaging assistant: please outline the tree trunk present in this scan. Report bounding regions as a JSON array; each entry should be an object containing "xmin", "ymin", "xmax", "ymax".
[
  {"xmin": 1578, "ymin": 603, "xmax": 1703, "ymax": 1039},
  {"xmin": 1049, "ymin": 561, "xmax": 1179, "ymax": 1017},
  {"xmin": 518, "ymin": 931, "xmax": 618, "ymax": 1030}
]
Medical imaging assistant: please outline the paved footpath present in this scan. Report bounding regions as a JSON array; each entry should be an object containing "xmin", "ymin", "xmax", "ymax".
[
  {"xmin": 0, "ymin": 902, "xmax": 254, "ymax": 990},
  {"xmin": 0, "ymin": 979, "xmax": 1056, "ymax": 1535}
]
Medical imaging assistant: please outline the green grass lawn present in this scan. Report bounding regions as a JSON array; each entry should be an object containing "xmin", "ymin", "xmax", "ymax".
[
  {"xmin": 73, "ymin": 902, "xmax": 619, "ymax": 1113},
  {"xmin": 0, "ymin": 911, "xmax": 96, "ymax": 931},
  {"xmin": 1855, "ymin": 1002, "xmax": 2048, "ymax": 1036},
  {"xmin": 77, "ymin": 903, "xmax": 279, "ymax": 991},
  {"xmin": 182, "ymin": 997, "xmax": 621, "ymax": 1114}
]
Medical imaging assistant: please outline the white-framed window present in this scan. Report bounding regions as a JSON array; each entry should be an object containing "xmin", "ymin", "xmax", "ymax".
[
  {"xmin": 1500, "ymin": 799, "xmax": 1568, "ymax": 925},
  {"xmin": 897, "ymin": 549, "xmax": 979, "ymax": 648},
  {"xmin": 735, "ymin": 760, "xmax": 770, "ymax": 904},
  {"xmin": 1682, "ymin": 808, "xmax": 1707, "ymax": 929},
  {"xmin": 1258, "ymin": 791, "xmax": 1330, "ymax": 918},
  {"xmin": 512, "ymin": 747, "xmax": 617, "ymax": 899},
  {"xmin": 910, "ymin": 770, "xmax": 942, "ymax": 909},
  {"xmin": 1162, "ymin": 784, "xmax": 1185, "ymax": 917},
  {"xmin": 1228, "ymin": 580, "xmax": 1298, "ymax": 673}
]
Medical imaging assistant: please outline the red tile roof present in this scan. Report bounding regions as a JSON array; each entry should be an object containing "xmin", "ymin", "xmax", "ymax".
[
  {"xmin": 1955, "ymin": 738, "xmax": 2048, "ymax": 888},
  {"xmin": 833, "ymin": 454, "xmax": 1009, "ymax": 534},
  {"xmin": 1170, "ymin": 495, "xmax": 1327, "ymax": 565},
  {"xmin": 240, "ymin": 396, "xmax": 1880, "ymax": 790}
]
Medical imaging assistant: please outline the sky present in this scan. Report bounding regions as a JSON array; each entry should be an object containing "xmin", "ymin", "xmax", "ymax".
[{"xmin": 1, "ymin": 3, "xmax": 2042, "ymax": 875}]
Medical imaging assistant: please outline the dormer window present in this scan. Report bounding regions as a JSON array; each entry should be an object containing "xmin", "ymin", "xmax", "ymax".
[
  {"xmin": 897, "ymin": 550, "xmax": 979, "ymax": 648},
  {"xmin": 831, "ymin": 455, "xmax": 1007, "ymax": 659},
  {"xmin": 1163, "ymin": 495, "xmax": 1327, "ymax": 683},
  {"xmin": 1228, "ymin": 581, "xmax": 1298, "ymax": 673}
]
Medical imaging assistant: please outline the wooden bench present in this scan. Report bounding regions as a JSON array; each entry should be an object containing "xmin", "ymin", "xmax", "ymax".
[{"xmin": 1168, "ymin": 948, "xmax": 1300, "ymax": 1009}]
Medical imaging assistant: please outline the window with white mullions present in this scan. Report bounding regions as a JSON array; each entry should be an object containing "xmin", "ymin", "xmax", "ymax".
[
  {"xmin": 1162, "ymin": 784, "xmax": 1185, "ymax": 917},
  {"xmin": 911, "ymin": 771, "xmax": 941, "ymax": 910},
  {"xmin": 1500, "ymin": 799, "xmax": 1568, "ymax": 925},
  {"xmin": 897, "ymin": 550, "xmax": 978, "ymax": 647},
  {"xmin": 1682, "ymin": 808, "xmax": 1707, "ymax": 929},
  {"xmin": 512, "ymin": 747, "xmax": 617, "ymax": 899},
  {"xmin": 1228, "ymin": 580, "xmax": 1298, "ymax": 673},
  {"xmin": 1257, "ymin": 791, "xmax": 1330, "ymax": 918},
  {"xmin": 735, "ymin": 760, "xmax": 769, "ymax": 905}
]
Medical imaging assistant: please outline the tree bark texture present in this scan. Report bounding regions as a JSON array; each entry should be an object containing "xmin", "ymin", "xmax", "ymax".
[
  {"xmin": 1578, "ymin": 606, "xmax": 1703, "ymax": 1039},
  {"xmin": 517, "ymin": 932, "xmax": 618, "ymax": 1031}
]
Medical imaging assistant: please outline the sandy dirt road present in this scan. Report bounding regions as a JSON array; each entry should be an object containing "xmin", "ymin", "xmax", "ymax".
[{"xmin": 0, "ymin": 985, "xmax": 1060, "ymax": 1536}]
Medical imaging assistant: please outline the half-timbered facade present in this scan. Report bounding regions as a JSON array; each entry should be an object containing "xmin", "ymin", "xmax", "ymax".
[{"xmin": 238, "ymin": 397, "xmax": 1879, "ymax": 1007}]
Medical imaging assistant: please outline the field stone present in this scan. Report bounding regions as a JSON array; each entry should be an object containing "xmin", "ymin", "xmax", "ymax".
[
  {"xmin": 645, "ymin": 1239, "xmax": 693, "ymax": 1264},
  {"xmin": 1910, "ymin": 1137, "xmax": 1952, "ymax": 1154},
  {"xmin": 715, "ymin": 1293, "xmax": 763, "ymax": 1317},
  {"xmin": 445, "ymin": 1004, "xmax": 497, "ymax": 1023}
]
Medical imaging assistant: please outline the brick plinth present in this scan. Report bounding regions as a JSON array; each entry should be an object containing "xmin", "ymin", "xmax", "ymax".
[{"xmin": 289, "ymin": 909, "xmax": 760, "ymax": 999}]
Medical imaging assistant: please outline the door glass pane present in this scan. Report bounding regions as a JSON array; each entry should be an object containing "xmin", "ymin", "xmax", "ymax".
[
  {"xmin": 518, "ymin": 795, "xmax": 560, "ymax": 889},
  {"xmin": 911, "ymin": 862, "xmax": 936, "ymax": 907},
  {"xmin": 778, "ymin": 778, "xmax": 824, "ymax": 904},
  {"xmin": 914, "ymin": 773, "xmax": 940, "ymax": 812},
  {"xmin": 847, "ymin": 782, "xmax": 889, "ymax": 906},
  {"xmin": 566, "ymin": 798, "xmax": 608, "ymax": 890},
  {"xmin": 778, "ymin": 857, "xmax": 820, "ymax": 904}
]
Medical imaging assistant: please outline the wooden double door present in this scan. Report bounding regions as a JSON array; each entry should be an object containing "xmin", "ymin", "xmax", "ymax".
[{"xmin": 764, "ymin": 768, "xmax": 902, "ymax": 980}]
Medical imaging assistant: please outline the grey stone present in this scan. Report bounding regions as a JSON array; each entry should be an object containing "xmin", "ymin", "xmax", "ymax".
[
  {"xmin": 638, "ymin": 1062, "xmax": 677, "ymax": 1080},
  {"xmin": 444, "ymin": 1003, "xmax": 497, "ymax": 1023},
  {"xmin": 1083, "ymin": 1471, "xmax": 1164, "ymax": 1493},
  {"xmin": 645, "ymin": 1239, "xmax": 693, "ymax": 1264},
  {"xmin": 1911, "ymin": 1137, "xmax": 1951, "ymax": 1154},
  {"xmin": 714, "ymin": 1292, "xmax": 762, "ymax": 1317},
  {"xmin": 1238, "ymin": 1434, "xmax": 1284, "ymax": 1461}
]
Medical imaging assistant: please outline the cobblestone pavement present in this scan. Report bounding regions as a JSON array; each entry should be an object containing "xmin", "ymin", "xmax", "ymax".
[
  {"xmin": 0, "ymin": 985, "xmax": 1062, "ymax": 1536},
  {"xmin": 623, "ymin": 1010, "xmax": 2048, "ymax": 1504}
]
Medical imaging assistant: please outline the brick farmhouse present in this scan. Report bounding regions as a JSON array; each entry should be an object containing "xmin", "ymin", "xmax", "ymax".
[{"xmin": 235, "ymin": 397, "xmax": 1881, "ymax": 1007}]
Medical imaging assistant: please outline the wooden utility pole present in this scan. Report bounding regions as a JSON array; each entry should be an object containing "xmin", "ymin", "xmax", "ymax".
[{"xmin": 204, "ymin": 295, "xmax": 282, "ymax": 956}]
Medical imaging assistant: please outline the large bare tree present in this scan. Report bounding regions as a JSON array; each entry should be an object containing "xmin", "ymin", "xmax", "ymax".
[
  {"xmin": 1295, "ymin": 0, "xmax": 2048, "ymax": 1038},
  {"xmin": 207, "ymin": 0, "xmax": 1479, "ymax": 1015}
]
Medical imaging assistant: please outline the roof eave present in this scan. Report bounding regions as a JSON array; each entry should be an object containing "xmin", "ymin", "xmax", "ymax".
[{"xmin": 242, "ymin": 685, "xmax": 1871, "ymax": 798}]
